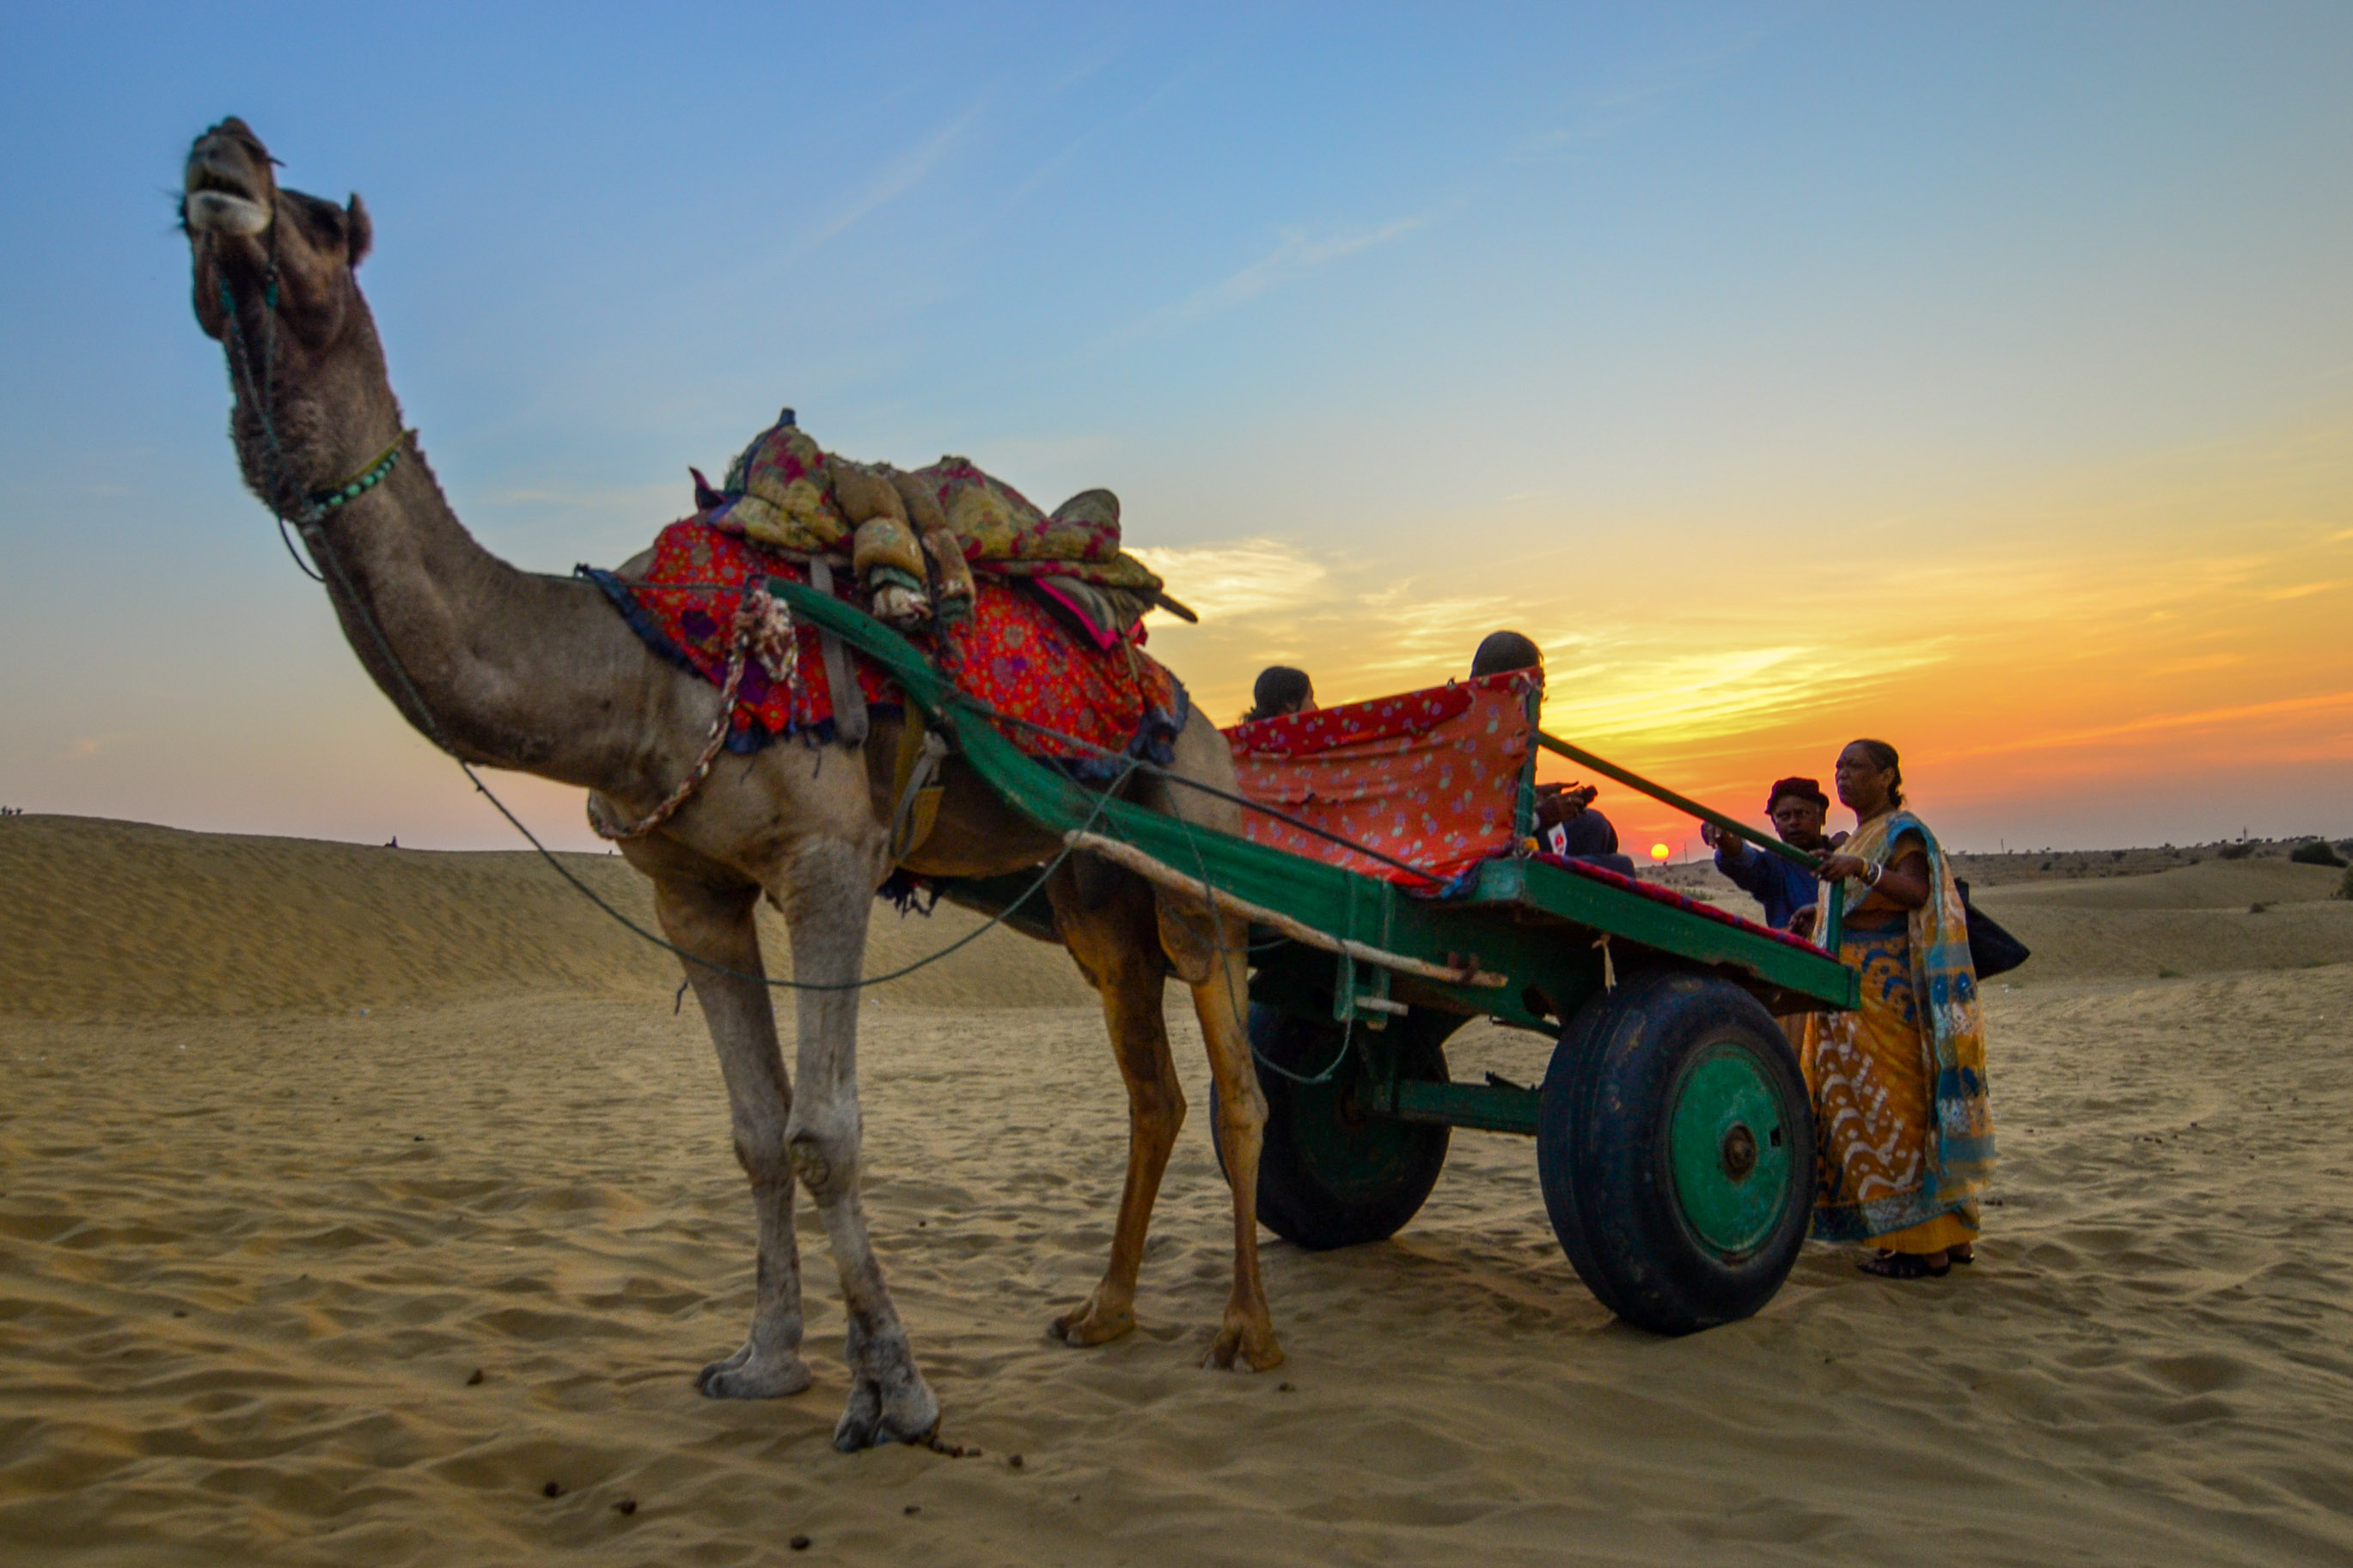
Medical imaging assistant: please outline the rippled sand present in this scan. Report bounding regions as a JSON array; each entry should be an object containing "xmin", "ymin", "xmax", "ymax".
[{"xmin": 3, "ymin": 816, "xmax": 2350, "ymax": 1565}]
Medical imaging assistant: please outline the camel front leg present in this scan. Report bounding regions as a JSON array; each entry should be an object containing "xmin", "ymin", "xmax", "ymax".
[
  {"xmin": 1184, "ymin": 918, "xmax": 1283, "ymax": 1371},
  {"xmin": 777, "ymin": 839, "xmax": 939, "ymax": 1450},
  {"xmin": 653, "ymin": 877, "xmax": 813, "ymax": 1400},
  {"xmin": 1047, "ymin": 866, "xmax": 1185, "ymax": 1348}
]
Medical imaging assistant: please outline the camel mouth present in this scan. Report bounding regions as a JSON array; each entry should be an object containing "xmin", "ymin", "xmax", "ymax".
[
  {"xmin": 184, "ymin": 156, "xmax": 271, "ymax": 237},
  {"xmin": 186, "ymin": 188, "xmax": 272, "ymax": 236}
]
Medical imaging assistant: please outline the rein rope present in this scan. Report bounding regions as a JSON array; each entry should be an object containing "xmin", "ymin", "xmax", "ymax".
[
  {"xmin": 217, "ymin": 250, "xmax": 1423, "ymax": 1068},
  {"xmin": 213, "ymin": 256, "xmax": 1090, "ymax": 995},
  {"xmin": 584, "ymin": 587, "xmax": 799, "ymax": 841}
]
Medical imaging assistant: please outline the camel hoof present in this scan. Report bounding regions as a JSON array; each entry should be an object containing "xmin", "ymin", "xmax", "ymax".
[
  {"xmin": 1048, "ymin": 1296, "xmax": 1135, "ymax": 1348},
  {"xmin": 831, "ymin": 1371, "xmax": 941, "ymax": 1452},
  {"xmin": 697, "ymin": 1351, "xmax": 814, "ymax": 1400},
  {"xmin": 1203, "ymin": 1318, "xmax": 1284, "ymax": 1373}
]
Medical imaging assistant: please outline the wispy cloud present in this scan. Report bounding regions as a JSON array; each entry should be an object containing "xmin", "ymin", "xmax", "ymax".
[
  {"xmin": 1540, "ymin": 635, "xmax": 1953, "ymax": 749},
  {"xmin": 1188, "ymin": 219, "xmax": 1426, "ymax": 314},
  {"xmin": 2264, "ymin": 579, "xmax": 2343, "ymax": 601},
  {"xmin": 1507, "ymin": 15, "xmax": 1794, "ymax": 162},
  {"xmin": 794, "ymin": 101, "xmax": 987, "ymax": 257},
  {"xmin": 1937, "ymin": 689, "xmax": 2353, "ymax": 761},
  {"xmin": 1128, "ymin": 538, "xmax": 1329, "ymax": 620},
  {"xmin": 1098, "ymin": 216, "xmax": 1427, "ymax": 349},
  {"xmin": 58, "ymin": 733, "xmax": 130, "ymax": 761},
  {"xmin": 1003, "ymin": 69, "xmax": 1187, "ymax": 208}
]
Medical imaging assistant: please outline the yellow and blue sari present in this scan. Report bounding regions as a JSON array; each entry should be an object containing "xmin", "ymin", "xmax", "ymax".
[{"xmin": 1801, "ymin": 809, "xmax": 1996, "ymax": 1250}]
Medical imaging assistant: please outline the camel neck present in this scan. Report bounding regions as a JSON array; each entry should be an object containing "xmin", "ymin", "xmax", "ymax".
[{"xmin": 296, "ymin": 418, "xmax": 681, "ymax": 796}]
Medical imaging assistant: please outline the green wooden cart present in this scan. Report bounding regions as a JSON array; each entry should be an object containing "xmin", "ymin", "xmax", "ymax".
[{"xmin": 773, "ymin": 578, "xmax": 1855, "ymax": 1335}]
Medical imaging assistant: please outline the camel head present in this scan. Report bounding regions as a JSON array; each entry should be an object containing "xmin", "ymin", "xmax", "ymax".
[{"xmin": 182, "ymin": 118, "xmax": 394, "ymax": 511}]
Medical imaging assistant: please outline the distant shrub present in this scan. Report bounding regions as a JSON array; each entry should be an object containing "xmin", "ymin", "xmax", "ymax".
[
  {"xmin": 2249, "ymin": 901, "xmax": 2269, "ymax": 914},
  {"xmin": 2038, "ymin": 859, "xmax": 2053, "ymax": 871},
  {"xmin": 2216, "ymin": 842, "xmax": 2254, "ymax": 860},
  {"xmin": 2112, "ymin": 850, "xmax": 2127, "ymax": 861},
  {"xmin": 2338, "ymin": 866, "xmax": 2353, "ymax": 902},
  {"xmin": 2289, "ymin": 839, "xmax": 2347, "ymax": 868}
]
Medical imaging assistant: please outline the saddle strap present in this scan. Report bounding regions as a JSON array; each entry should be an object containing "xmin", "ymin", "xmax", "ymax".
[
  {"xmin": 887, "ymin": 724, "xmax": 950, "ymax": 866},
  {"xmin": 808, "ymin": 557, "xmax": 869, "ymax": 747}
]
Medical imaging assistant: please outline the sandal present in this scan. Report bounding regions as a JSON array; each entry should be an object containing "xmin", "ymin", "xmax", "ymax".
[{"xmin": 1858, "ymin": 1249, "xmax": 1950, "ymax": 1279}]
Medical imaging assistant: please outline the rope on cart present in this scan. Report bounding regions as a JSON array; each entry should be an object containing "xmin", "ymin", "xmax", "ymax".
[{"xmin": 1249, "ymin": 1016, "xmax": 1360, "ymax": 1086}]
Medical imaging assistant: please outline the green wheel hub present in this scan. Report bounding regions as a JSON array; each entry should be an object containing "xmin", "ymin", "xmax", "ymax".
[{"xmin": 1667, "ymin": 1041, "xmax": 1794, "ymax": 1259}]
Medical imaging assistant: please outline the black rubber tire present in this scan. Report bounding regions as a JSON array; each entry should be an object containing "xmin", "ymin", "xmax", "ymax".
[
  {"xmin": 1210, "ymin": 1004, "xmax": 1453, "ymax": 1250},
  {"xmin": 1537, "ymin": 970, "xmax": 1814, "ymax": 1334}
]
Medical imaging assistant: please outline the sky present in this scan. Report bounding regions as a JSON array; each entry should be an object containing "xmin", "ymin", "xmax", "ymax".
[{"xmin": 2, "ymin": 2, "xmax": 2348, "ymax": 856}]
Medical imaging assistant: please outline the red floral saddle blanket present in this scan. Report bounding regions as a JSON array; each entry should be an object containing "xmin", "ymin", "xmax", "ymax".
[
  {"xmin": 1222, "ymin": 673, "xmax": 1538, "ymax": 884},
  {"xmin": 584, "ymin": 520, "xmax": 1188, "ymax": 774}
]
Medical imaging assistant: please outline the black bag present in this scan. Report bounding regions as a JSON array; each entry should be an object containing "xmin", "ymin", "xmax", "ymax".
[{"xmin": 1954, "ymin": 878, "xmax": 2031, "ymax": 979}]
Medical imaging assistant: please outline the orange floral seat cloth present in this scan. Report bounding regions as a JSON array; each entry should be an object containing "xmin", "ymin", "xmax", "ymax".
[{"xmin": 1221, "ymin": 673, "xmax": 1538, "ymax": 886}]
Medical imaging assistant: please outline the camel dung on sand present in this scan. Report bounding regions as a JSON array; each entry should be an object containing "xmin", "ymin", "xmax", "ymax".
[{"xmin": 179, "ymin": 116, "xmax": 1281, "ymax": 1453}]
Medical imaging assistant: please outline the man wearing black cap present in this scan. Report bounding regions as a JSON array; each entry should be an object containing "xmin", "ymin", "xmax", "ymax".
[{"xmin": 1702, "ymin": 777, "xmax": 1837, "ymax": 930}]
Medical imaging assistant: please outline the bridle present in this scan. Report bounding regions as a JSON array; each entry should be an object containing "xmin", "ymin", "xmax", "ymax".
[
  {"xmin": 212, "ymin": 240, "xmax": 413, "ymax": 581},
  {"xmin": 211, "ymin": 222, "xmax": 450, "ymax": 768},
  {"xmin": 208, "ymin": 218, "xmax": 789, "ymax": 843}
]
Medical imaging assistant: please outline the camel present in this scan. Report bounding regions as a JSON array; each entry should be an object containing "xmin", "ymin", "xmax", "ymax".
[{"xmin": 178, "ymin": 118, "xmax": 1280, "ymax": 1451}]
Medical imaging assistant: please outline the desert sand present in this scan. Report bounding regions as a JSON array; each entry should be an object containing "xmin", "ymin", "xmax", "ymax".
[{"xmin": 4, "ymin": 813, "xmax": 2351, "ymax": 1565}]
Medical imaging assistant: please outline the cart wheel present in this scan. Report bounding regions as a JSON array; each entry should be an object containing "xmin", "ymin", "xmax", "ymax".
[
  {"xmin": 1210, "ymin": 1004, "xmax": 1453, "ymax": 1250},
  {"xmin": 1537, "ymin": 971, "xmax": 1812, "ymax": 1334}
]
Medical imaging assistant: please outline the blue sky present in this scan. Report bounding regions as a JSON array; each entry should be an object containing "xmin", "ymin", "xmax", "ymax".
[{"xmin": 3, "ymin": 3, "xmax": 2349, "ymax": 850}]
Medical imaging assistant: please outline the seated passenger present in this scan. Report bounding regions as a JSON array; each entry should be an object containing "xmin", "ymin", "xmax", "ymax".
[
  {"xmin": 1470, "ymin": 630, "xmax": 1543, "ymax": 679},
  {"xmin": 1470, "ymin": 630, "xmax": 1629, "ymax": 872},
  {"xmin": 1536, "ymin": 782, "xmax": 1617, "ymax": 858},
  {"xmin": 1241, "ymin": 665, "xmax": 1316, "ymax": 723},
  {"xmin": 1701, "ymin": 775, "xmax": 1836, "ymax": 930}
]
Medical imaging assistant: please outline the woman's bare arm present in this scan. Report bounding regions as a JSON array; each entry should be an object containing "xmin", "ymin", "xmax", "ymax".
[{"xmin": 1815, "ymin": 838, "xmax": 1930, "ymax": 912}]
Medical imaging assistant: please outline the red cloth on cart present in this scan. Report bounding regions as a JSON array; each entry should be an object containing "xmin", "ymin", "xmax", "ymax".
[
  {"xmin": 1222, "ymin": 672, "xmax": 1537, "ymax": 885},
  {"xmin": 584, "ymin": 519, "xmax": 1184, "ymax": 769}
]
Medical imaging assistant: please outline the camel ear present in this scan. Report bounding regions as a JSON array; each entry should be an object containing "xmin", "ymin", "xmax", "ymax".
[{"xmin": 345, "ymin": 194, "xmax": 372, "ymax": 266}]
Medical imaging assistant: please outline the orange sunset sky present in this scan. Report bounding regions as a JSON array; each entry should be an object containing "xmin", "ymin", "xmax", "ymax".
[{"xmin": 2, "ymin": 7, "xmax": 2348, "ymax": 855}]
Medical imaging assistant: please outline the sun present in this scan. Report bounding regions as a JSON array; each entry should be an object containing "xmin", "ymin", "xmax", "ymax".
[{"xmin": 1648, "ymin": 842, "xmax": 1672, "ymax": 862}]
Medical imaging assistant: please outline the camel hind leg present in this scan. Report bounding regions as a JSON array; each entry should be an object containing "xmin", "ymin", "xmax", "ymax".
[
  {"xmin": 1163, "ymin": 897, "xmax": 1283, "ymax": 1371},
  {"xmin": 1046, "ymin": 861, "xmax": 1187, "ymax": 1348}
]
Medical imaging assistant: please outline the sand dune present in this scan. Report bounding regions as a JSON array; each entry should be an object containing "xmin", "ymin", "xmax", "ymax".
[
  {"xmin": 1974, "ymin": 857, "xmax": 2344, "ymax": 909},
  {"xmin": 1972, "ymin": 858, "xmax": 2353, "ymax": 983},
  {"xmin": 4, "ymin": 815, "xmax": 2352, "ymax": 1565},
  {"xmin": 0, "ymin": 815, "xmax": 1092, "ymax": 1019}
]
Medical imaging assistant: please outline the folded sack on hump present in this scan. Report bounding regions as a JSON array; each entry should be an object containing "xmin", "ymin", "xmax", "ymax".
[{"xmin": 698, "ymin": 409, "xmax": 1187, "ymax": 637}]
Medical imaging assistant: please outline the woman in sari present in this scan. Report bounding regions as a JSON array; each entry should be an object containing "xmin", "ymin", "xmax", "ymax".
[{"xmin": 1794, "ymin": 740, "xmax": 1996, "ymax": 1278}]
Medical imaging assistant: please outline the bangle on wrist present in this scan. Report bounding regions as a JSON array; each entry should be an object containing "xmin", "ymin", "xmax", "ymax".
[{"xmin": 1865, "ymin": 861, "xmax": 1884, "ymax": 888}]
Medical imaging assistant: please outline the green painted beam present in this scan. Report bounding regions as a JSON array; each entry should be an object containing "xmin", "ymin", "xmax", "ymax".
[
  {"xmin": 1463, "ymin": 859, "xmax": 1857, "ymax": 1010},
  {"xmin": 767, "ymin": 577, "xmax": 1855, "ymax": 1019},
  {"xmin": 1389, "ymin": 1078, "xmax": 1542, "ymax": 1137},
  {"xmin": 1536, "ymin": 730, "xmax": 1822, "ymax": 874}
]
